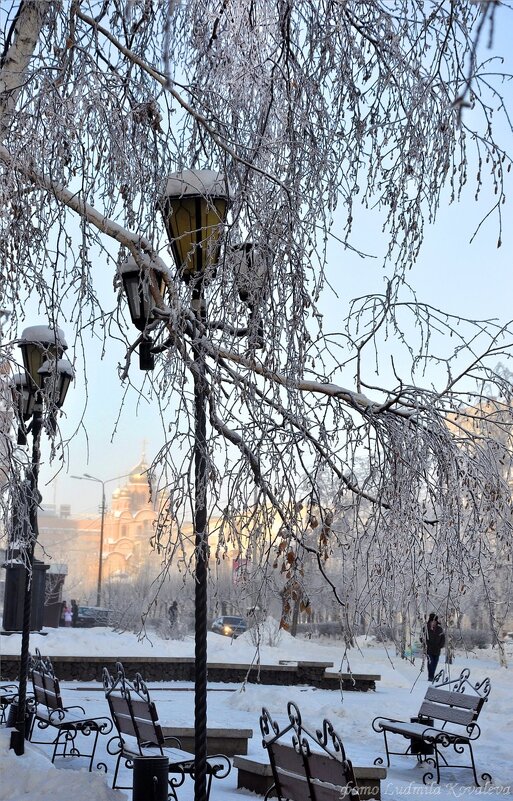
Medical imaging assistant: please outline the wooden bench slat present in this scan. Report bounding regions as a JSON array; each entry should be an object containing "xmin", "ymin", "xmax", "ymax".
[
  {"xmin": 272, "ymin": 742, "xmax": 304, "ymax": 773},
  {"xmin": 307, "ymin": 750, "xmax": 353, "ymax": 786},
  {"xmin": 276, "ymin": 769, "xmax": 313, "ymax": 800},
  {"xmin": 276, "ymin": 765, "xmax": 355, "ymax": 801},
  {"xmin": 130, "ymin": 697, "xmax": 159, "ymax": 721},
  {"xmin": 425, "ymin": 688, "xmax": 481, "ymax": 709},
  {"xmin": 418, "ymin": 701, "xmax": 475, "ymax": 726},
  {"xmin": 134, "ymin": 717, "xmax": 162, "ymax": 744},
  {"xmin": 115, "ymin": 711, "xmax": 138, "ymax": 738}
]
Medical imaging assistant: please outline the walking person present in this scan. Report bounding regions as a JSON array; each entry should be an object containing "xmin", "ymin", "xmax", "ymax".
[
  {"xmin": 424, "ymin": 613, "xmax": 445, "ymax": 682},
  {"xmin": 168, "ymin": 600, "xmax": 178, "ymax": 633}
]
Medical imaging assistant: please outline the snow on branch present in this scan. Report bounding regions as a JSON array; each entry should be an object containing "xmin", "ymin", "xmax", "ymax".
[{"xmin": 1, "ymin": 0, "xmax": 513, "ymax": 650}]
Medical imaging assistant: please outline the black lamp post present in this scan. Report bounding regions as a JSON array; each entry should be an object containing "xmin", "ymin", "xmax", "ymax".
[
  {"xmin": 162, "ymin": 170, "xmax": 230, "ymax": 801},
  {"xmin": 121, "ymin": 169, "xmax": 230, "ymax": 801},
  {"xmin": 8, "ymin": 325, "xmax": 73, "ymax": 756}
]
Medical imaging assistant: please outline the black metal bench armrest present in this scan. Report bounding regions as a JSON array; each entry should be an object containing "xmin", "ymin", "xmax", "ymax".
[
  {"xmin": 1, "ymin": 691, "xmax": 19, "ymax": 704},
  {"xmin": 61, "ymin": 703, "xmax": 87, "ymax": 715},
  {"xmin": 83, "ymin": 716, "xmax": 114, "ymax": 734},
  {"xmin": 372, "ymin": 716, "xmax": 402, "ymax": 732},
  {"xmin": 206, "ymin": 754, "xmax": 232, "ymax": 779},
  {"xmin": 1, "ymin": 684, "xmax": 18, "ymax": 693},
  {"xmin": 162, "ymin": 734, "xmax": 183, "ymax": 748},
  {"xmin": 45, "ymin": 708, "xmax": 112, "ymax": 733},
  {"xmin": 425, "ymin": 724, "xmax": 481, "ymax": 744}
]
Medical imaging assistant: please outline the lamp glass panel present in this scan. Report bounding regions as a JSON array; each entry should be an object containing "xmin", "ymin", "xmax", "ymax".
[
  {"xmin": 165, "ymin": 196, "xmax": 228, "ymax": 278},
  {"xmin": 56, "ymin": 372, "xmax": 72, "ymax": 408},
  {"xmin": 20, "ymin": 340, "xmax": 63, "ymax": 389},
  {"xmin": 167, "ymin": 197, "xmax": 199, "ymax": 276},
  {"xmin": 122, "ymin": 270, "xmax": 156, "ymax": 332},
  {"xmin": 19, "ymin": 326, "xmax": 66, "ymax": 389},
  {"xmin": 38, "ymin": 358, "xmax": 74, "ymax": 409},
  {"xmin": 125, "ymin": 275, "xmax": 143, "ymax": 321},
  {"xmin": 12, "ymin": 375, "xmax": 35, "ymax": 420}
]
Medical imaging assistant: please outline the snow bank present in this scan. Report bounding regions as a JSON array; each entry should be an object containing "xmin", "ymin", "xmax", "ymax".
[{"xmin": 0, "ymin": 730, "xmax": 123, "ymax": 801}]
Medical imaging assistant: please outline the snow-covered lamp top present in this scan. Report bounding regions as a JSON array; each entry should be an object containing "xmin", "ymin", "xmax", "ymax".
[
  {"xmin": 19, "ymin": 325, "xmax": 68, "ymax": 389},
  {"xmin": 160, "ymin": 169, "xmax": 231, "ymax": 281}
]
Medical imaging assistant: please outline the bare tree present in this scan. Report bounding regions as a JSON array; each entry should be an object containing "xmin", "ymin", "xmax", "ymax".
[{"xmin": 1, "ymin": 1, "xmax": 513, "ymax": 648}]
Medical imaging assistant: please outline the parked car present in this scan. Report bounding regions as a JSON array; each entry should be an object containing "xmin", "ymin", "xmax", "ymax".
[
  {"xmin": 211, "ymin": 615, "xmax": 247, "ymax": 638},
  {"xmin": 75, "ymin": 606, "xmax": 113, "ymax": 627}
]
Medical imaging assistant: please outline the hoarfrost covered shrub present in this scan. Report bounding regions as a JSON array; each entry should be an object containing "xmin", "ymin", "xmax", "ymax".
[{"xmin": 248, "ymin": 615, "xmax": 284, "ymax": 648}]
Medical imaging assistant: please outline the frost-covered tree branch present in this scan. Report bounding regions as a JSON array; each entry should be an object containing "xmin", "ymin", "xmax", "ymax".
[{"xmin": 1, "ymin": 0, "xmax": 513, "ymax": 649}]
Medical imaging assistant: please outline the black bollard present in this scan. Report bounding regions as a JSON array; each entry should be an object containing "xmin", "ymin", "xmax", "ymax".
[{"xmin": 132, "ymin": 756, "xmax": 169, "ymax": 801}]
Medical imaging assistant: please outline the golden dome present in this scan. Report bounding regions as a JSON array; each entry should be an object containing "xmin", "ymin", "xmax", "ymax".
[{"xmin": 128, "ymin": 458, "xmax": 149, "ymax": 485}]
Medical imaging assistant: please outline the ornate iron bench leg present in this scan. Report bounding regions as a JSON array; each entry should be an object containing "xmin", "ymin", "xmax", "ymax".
[
  {"xmin": 382, "ymin": 730, "xmax": 391, "ymax": 767},
  {"xmin": 422, "ymin": 746, "xmax": 441, "ymax": 785}
]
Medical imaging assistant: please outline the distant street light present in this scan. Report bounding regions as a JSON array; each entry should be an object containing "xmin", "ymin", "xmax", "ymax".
[
  {"xmin": 70, "ymin": 472, "xmax": 130, "ymax": 606},
  {"xmin": 8, "ymin": 325, "xmax": 73, "ymax": 756}
]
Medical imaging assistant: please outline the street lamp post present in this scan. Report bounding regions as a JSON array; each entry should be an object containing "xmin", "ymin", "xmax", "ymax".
[
  {"xmin": 121, "ymin": 169, "xmax": 230, "ymax": 801},
  {"xmin": 8, "ymin": 325, "xmax": 73, "ymax": 756},
  {"xmin": 121, "ymin": 170, "xmax": 268, "ymax": 800},
  {"xmin": 70, "ymin": 472, "xmax": 130, "ymax": 607},
  {"xmin": 161, "ymin": 170, "xmax": 230, "ymax": 801}
]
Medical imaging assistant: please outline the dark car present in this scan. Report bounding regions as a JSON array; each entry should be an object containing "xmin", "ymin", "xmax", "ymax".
[
  {"xmin": 211, "ymin": 615, "xmax": 247, "ymax": 638},
  {"xmin": 75, "ymin": 606, "xmax": 113, "ymax": 627}
]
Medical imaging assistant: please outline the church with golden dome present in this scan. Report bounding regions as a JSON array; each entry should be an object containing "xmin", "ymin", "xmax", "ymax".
[
  {"xmin": 36, "ymin": 456, "xmax": 162, "ymax": 600},
  {"xmin": 100, "ymin": 456, "xmax": 158, "ymax": 581}
]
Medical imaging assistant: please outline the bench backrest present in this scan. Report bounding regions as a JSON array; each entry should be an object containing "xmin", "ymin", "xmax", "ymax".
[
  {"xmin": 261, "ymin": 702, "xmax": 360, "ymax": 801},
  {"xmin": 30, "ymin": 651, "xmax": 63, "ymax": 712},
  {"xmin": 268, "ymin": 742, "xmax": 359, "ymax": 801},
  {"xmin": 418, "ymin": 669, "xmax": 490, "ymax": 734},
  {"xmin": 103, "ymin": 663, "xmax": 164, "ymax": 754},
  {"xmin": 32, "ymin": 670, "xmax": 63, "ymax": 711}
]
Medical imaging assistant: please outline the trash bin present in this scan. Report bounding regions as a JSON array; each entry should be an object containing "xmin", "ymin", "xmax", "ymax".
[
  {"xmin": 133, "ymin": 756, "xmax": 169, "ymax": 801},
  {"xmin": 410, "ymin": 715, "xmax": 434, "ymax": 755},
  {"xmin": 6, "ymin": 702, "xmax": 34, "ymax": 739},
  {"xmin": 2, "ymin": 560, "xmax": 49, "ymax": 632}
]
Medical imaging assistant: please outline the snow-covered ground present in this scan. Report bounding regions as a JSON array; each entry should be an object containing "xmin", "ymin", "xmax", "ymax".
[{"xmin": 1, "ymin": 621, "xmax": 512, "ymax": 800}]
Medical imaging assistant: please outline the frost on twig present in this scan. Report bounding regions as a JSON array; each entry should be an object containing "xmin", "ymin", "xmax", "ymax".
[{"xmin": 0, "ymin": 1, "xmax": 512, "ymax": 649}]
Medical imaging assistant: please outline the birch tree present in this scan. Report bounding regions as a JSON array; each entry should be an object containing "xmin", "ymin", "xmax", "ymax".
[{"xmin": 1, "ymin": 0, "xmax": 513, "ymax": 645}]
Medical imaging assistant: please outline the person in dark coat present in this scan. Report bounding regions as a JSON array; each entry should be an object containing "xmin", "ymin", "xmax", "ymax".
[
  {"xmin": 168, "ymin": 601, "xmax": 178, "ymax": 631},
  {"xmin": 424, "ymin": 613, "xmax": 445, "ymax": 682},
  {"xmin": 71, "ymin": 599, "xmax": 79, "ymax": 628}
]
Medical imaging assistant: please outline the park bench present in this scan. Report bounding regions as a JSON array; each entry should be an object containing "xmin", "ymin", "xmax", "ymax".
[
  {"xmin": 372, "ymin": 667, "xmax": 491, "ymax": 785},
  {"xmin": 1, "ymin": 683, "xmax": 20, "ymax": 724},
  {"xmin": 260, "ymin": 700, "xmax": 362, "ymax": 800},
  {"xmin": 233, "ymin": 754, "xmax": 386, "ymax": 800},
  {"xmin": 29, "ymin": 649, "xmax": 112, "ymax": 771},
  {"xmin": 102, "ymin": 662, "xmax": 231, "ymax": 801}
]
